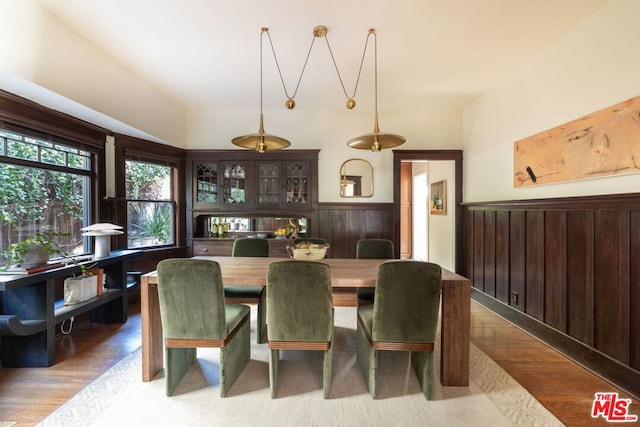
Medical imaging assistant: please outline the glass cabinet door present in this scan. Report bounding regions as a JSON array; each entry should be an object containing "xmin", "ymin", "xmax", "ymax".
[
  {"xmin": 194, "ymin": 162, "xmax": 219, "ymax": 208},
  {"xmin": 257, "ymin": 161, "xmax": 282, "ymax": 208},
  {"xmin": 221, "ymin": 162, "xmax": 247, "ymax": 209},
  {"xmin": 285, "ymin": 161, "xmax": 310, "ymax": 208}
]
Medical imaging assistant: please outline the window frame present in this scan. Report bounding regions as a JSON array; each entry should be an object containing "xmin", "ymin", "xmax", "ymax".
[
  {"xmin": 0, "ymin": 90, "xmax": 107, "ymax": 256},
  {"xmin": 114, "ymin": 134, "xmax": 185, "ymax": 251}
]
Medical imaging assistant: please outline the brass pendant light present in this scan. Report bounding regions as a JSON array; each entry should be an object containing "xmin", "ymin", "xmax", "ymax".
[
  {"xmin": 347, "ymin": 29, "xmax": 405, "ymax": 152},
  {"xmin": 231, "ymin": 28, "xmax": 290, "ymax": 153}
]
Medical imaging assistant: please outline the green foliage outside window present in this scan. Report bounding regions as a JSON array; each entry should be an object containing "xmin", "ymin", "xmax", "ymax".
[{"xmin": 125, "ymin": 160, "xmax": 174, "ymax": 248}]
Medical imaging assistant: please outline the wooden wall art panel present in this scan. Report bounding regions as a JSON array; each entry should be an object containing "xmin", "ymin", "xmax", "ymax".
[{"xmin": 514, "ymin": 95, "xmax": 640, "ymax": 187}]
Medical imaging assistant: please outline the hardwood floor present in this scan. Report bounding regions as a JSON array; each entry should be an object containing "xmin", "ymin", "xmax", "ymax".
[{"xmin": 0, "ymin": 298, "xmax": 637, "ymax": 426}]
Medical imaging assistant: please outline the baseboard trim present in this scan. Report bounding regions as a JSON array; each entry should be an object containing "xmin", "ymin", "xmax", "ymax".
[{"xmin": 471, "ymin": 288, "xmax": 640, "ymax": 399}]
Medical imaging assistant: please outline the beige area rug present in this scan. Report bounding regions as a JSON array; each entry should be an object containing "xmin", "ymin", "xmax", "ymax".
[{"xmin": 38, "ymin": 307, "xmax": 562, "ymax": 427}]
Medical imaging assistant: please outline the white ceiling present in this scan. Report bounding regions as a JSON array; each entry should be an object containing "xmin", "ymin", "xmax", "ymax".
[{"xmin": 36, "ymin": 0, "xmax": 608, "ymax": 118}]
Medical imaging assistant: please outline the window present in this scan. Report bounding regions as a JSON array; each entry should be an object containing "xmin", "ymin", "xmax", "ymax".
[
  {"xmin": 125, "ymin": 160, "xmax": 175, "ymax": 248},
  {"xmin": 0, "ymin": 130, "xmax": 93, "ymax": 266}
]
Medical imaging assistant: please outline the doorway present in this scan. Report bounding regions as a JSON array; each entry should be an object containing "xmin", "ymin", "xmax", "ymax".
[{"xmin": 393, "ymin": 150, "xmax": 464, "ymax": 273}]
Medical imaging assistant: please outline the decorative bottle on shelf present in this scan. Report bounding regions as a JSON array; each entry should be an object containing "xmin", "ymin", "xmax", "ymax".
[
  {"xmin": 210, "ymin": 220, "xmax": 217, "ymax": 238},
  {"xmin": 288, "ymin": 218, "xmax": 299, "ymax": 240}
]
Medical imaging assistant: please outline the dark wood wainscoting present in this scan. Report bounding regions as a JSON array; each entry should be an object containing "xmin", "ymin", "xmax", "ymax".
[
  {"xmin": 318, "ymin": 203, "xmax": 395, "ymax": 259},
  {"xmin": 463, "ymin": 193, "xmax": 640, "ymax": 396}
]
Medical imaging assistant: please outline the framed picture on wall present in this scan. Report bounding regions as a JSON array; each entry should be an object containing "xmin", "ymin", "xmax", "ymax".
[{"xmin": 430, "ymin": 180, "xmax": 446, "ymax": 215}]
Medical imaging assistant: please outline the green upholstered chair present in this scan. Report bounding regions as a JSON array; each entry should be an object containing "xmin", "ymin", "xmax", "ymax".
[
  {"xmin": 356, "ymin": 260, "xmax": 441, "ymax": 399},
  {"xmin": 355, "ymin": 238, "xmax": 395, "ymax": 305},
  {"xmin": 266, "ymin": 260, "xmax": 334, "ymax": 399},
  {"xmin": 225, "ymin": 237, "xmax": 268, "ymax": 344},
  {"xmin": 156, "ymin": 258, "xmax": 251, "ymax": 397}
]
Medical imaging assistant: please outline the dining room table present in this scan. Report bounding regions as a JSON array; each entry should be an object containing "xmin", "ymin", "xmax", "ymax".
[{"xmin": 140, "ymin": 256, "xmax": 471, "ymax": 387}]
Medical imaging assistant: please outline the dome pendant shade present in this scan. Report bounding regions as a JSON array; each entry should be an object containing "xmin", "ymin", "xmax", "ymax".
[
  {"xmin": 231, "ymin": 113, "xmax": 290, "ymax": 153},
  {"xmin": 347, "ymin": 29, "xmax": 405, "ymax": 152},
  {"xmin": 347, "ymin": 112, "xmax": 405, "ymax": 152}
]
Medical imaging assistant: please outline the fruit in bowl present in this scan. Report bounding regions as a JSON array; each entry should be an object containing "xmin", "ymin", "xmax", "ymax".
[{"xmin": 286, "ymin": 242, "xmax": 329, "ymax": 261}]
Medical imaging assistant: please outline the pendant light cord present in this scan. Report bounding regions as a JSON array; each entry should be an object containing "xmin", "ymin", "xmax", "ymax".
[
  {"xmin": 264, "ymin": 29, "xmax": 317, "ymax": 101},
  {"xmin": 323, "ymin": 30, "xmax": 372, "ymax": 101},
  {"xmin": 264, "ymin": 27, "xmax": 374, "ymax": 106}
]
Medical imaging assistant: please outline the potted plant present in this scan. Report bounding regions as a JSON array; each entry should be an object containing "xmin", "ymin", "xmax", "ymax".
[{"xmin": 1, "ymin": 231, "xmax": 87, "ymax": 275}]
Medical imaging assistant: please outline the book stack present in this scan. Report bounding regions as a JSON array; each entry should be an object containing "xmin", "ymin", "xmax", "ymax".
[{"xmin": 0, "ymin": 262, "xmax": 66, "ymax": 275}]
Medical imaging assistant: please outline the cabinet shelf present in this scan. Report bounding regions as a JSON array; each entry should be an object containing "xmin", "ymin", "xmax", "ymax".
[{"xmin": 54, "ymin": 288, "xmax": 124, "ymax": 323}]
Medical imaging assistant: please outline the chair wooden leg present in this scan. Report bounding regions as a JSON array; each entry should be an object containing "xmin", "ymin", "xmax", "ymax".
[
  {"xmin": 257, "ymin": 291, "xmax": 267, "ymax": 344},
  {"xmin": 220, "ymin": 316, "xmax": 251, "ymax": 397},
  {"xmin": 165, "ymin": 347, "xmax": 196, "ymax": 396},
  {"xmin": 411, "ymin": 351, "xmax": 434, "ymax": 400},
  {"xmin": 269, "ymin": 349, "xmax": 279, "ymax": 398},
  {"xmin": 322, "ymin": 346, "xmax": 333, "ymax": 399}
]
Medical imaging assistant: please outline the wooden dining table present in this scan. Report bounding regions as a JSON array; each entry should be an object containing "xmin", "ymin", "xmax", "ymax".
[{"xmin": 140, "ymin": 257, "xmax": 471, "ymax": 386}]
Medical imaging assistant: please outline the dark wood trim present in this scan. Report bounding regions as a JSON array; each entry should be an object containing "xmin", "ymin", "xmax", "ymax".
[
  {"xmin": 392, "ymin": 150, "xmax": 464, "ymax": 272},
  {"xmin": 0, "ymin": 90, "xmax": 109, "ymax": 148},
  {"xmin": 113, "ymin": 134, "xmax": 187, "ymax": 249},
  {"xmin": 0, "ymin": 90, "xmax": 108, "ymax": 234}
]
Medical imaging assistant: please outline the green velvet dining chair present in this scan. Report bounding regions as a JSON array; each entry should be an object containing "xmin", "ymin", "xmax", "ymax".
[
  {"xmin": 156, "ymin": 258, "xmax": 251, "ymax": 397},
  {"xmin": 225, "ymin": 237, "xmax": 269, "ymax": 344},
  {"xmin": 266, "ymin": 260, "xmax": 334, "ymax": 399},
  {"xmin": 355, "ymin": 238, "xmax": 395, "ymax": 305},
  {"xmin": 356, "ymin": 260, "xmax": 441, "ymax": 400}
]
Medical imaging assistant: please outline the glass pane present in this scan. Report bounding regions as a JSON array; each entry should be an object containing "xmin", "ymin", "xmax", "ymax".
[
  {"xmin": 222, "ymin": 163, "xmax": 245, "ymax": 204},
  {"xmin": 196, "ymin": 163, "xmax": 217, "ymax": 203},
  {"xmin": 127, "ymin": 201, "xmax": 174, "ymax": 248},
  {"xmin": 0, "ymin": 164, "xmax": 88, "ymax": 266},
  {"xmin": 286, "ymin": 162, "xmax": 308, "ymax": 204},
  {"xmin": 125, "ymin": 161, "xmax": 171, "ymax": 200},
  {"xmin": 258, "ymin": 162, "xmax": 280, "ymax": 204},
  {"xmin": 7, "ymin": 139, "xmax": 37, "ymax": 161}
]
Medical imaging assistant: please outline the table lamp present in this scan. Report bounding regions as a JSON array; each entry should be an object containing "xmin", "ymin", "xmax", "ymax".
[{"xmin": 81, "ymin": 223, "xmax": 123, "ymax": 258}]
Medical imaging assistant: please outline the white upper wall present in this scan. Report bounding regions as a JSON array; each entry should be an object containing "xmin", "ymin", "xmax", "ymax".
[
  {"xmin": 0, "ymin": 1, "xmax": 187, "ymax": 146},
  {"xmin": 463, "ymin": 0, "xmax": 640, "ymax": 203},
  {"xmin": 188, "ymin": 108, "xmax": 461, "ymax": 202},
  {"xmin": 0, "ymin": 1, "xmax": 463, "ymax": 203}
]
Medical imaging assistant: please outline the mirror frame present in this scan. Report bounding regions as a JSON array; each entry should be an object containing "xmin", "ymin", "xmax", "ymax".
[{"xmin": 339, "ymin": 158, "xmax": 373, "ymax": 198}]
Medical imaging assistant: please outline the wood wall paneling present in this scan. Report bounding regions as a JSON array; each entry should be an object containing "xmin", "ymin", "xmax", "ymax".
[
  {"xmin": 594, "ymin": 210, "xmax": 630, "ymax": 363},
  {"xmin": 483, "ymin": 211, "xmax": 496, "ymax": 298},
  {"xmin": 566, "ymin": 210, "xmax": 595, "ymax": 346},
  {"xmin": 544, "ymin": 211, "xmax": 567, "ymax": 331},
  {"xmin": 463, "ymin": 193, "xmax": 640, "ymax": 397},
  {"xmin": 472, "ymin": 211, "xmax": 485, "ymax": 292},
  {"xmin": 495, "ymin": 211, "xmax": 511, "ymax": 304},
  {"xmin": 630, "ymin": 210, "xmax": 640, "ymax": 371},
  {"xmin": 318, "ymin": 203, "xmax": 394, "ymax": 259},
  {"xmin": 525, "ymin": 211, "xmax": 544, "ymax": 321},
  {"xmin": 509, "ymin": 211, "xmax": 525, "ymax": 312}
]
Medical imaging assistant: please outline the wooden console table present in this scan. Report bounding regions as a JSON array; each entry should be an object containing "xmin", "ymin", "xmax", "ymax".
[
  {"xmin": 141, "ymin": 257, "xmax": 471, "ymax": 386},
  {"xmin": 0, "ymin": 249, "xmax": 139, "ymax": 367}
]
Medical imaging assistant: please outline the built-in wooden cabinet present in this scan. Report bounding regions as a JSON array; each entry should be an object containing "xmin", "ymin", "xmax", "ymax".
[{"xmin": 186, "ymin": 150, "xmax": 319, "ymax": 253}]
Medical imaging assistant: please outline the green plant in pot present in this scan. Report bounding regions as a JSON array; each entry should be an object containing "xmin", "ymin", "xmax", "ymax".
[{"xmin": 1, "ymin": 231, "xmax": 87, "ymax": 274}]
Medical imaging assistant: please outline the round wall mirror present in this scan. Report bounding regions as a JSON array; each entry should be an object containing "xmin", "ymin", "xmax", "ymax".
[{"xmin": 340, "ymin": 159, "xmax": 373, "ymax": 197}]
